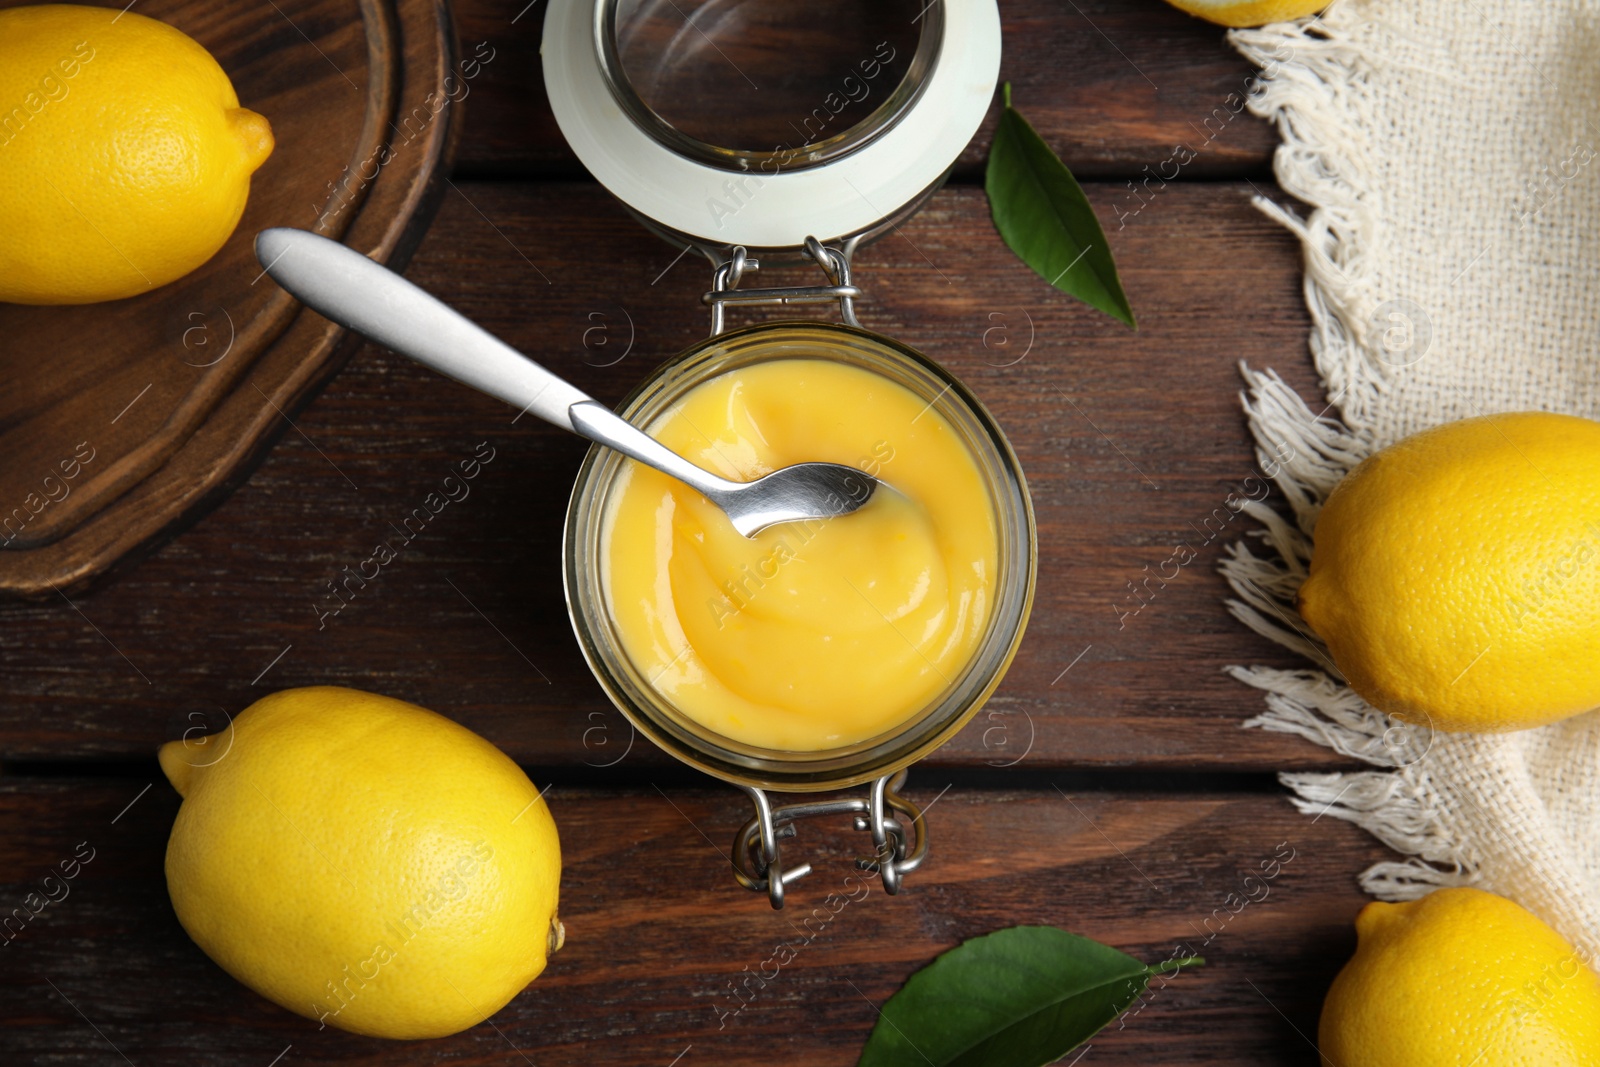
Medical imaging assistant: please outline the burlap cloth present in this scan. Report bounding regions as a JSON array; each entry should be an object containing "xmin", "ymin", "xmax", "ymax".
[{"xmin": 1223, "ymin": 0, "xmax": 1600, "ymax": 963}]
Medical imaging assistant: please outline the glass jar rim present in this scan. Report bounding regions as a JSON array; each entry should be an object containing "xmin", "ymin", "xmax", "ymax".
[
  {"xmin": 541, "ymin": 0, "xmax": 1002, "ymax": 251},
  {"xmin": 562, "ymin": 321, "xmax": 1036, "ymax": 792}
]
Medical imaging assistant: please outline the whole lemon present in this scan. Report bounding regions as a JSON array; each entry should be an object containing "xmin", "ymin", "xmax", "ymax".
[
  {"xmin": 159, "ymin": 687, "xmax": 563, "ymax": 1040},
  {"xmin": 0, "ymin": 5, "xmax": 274, "ymax": 304},
  {"xmin": 1321, "ymin": 888, "xmax": 1600, "ymax": 1066},
  {"xmin": 1299, "ymin": 412, "xmax": 1600, "ymax": 732},
  {"xmin": 1161, "ymin": 0, "xmax": 1327, "ymax": 28}
]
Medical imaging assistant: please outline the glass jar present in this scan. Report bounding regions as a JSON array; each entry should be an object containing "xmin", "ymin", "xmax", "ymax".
[
  {"xmin": 564, "ymin": 320, "xmax": 1035, "ymax": 904},
  {"xmin": 543, "ymin": 0, "xmax": 1011, "ymax": 906}
]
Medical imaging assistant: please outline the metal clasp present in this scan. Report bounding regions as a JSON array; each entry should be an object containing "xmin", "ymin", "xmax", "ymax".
[
  {"xmin": 731, "ymin": 770, "xmax": 929, "ymax": 909},
  {"xmin": 702, "ymin": 236, "xmax": 862, "ymax": 336}
]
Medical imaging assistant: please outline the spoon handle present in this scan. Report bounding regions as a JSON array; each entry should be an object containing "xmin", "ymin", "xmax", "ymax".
[
  {"xmin": 254, "ymin": 228, "xmax": 589, "ymax": 430},
  {"xmin": 568, "ymin": 401, "xmax": 736, "ymax": 498}
]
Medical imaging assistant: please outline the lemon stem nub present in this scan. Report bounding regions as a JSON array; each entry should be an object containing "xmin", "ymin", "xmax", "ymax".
[
  {"xmin": 548, "ymin": 917, "xmax": 566, "ymax": 955},
  {"xmin": 227, "ymin": 108, "xmax": 276, "ymax": 172},
  {"xmin": 158, "ymin": 740, "xmax": 195, "ymax": 797}
]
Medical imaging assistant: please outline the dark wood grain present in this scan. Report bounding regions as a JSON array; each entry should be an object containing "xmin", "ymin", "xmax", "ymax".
[
  {"xmin": 451, "ymin": 0, "xmax": 1278, "ymax": 180},
  {"xmin": 0, "ymin": 0, "xmax": 456, "ymax": 597},
  {"xmin": 0, "ymin": 778, "xmax": 1381, "ymax": 1065},
  {"xmin": 0, "ymin": 180, "xmax": 1329, "ymax": 772},
  {"xmin": 0, "ymin": 3, "xmax": 1377, "ymax": 1063}
]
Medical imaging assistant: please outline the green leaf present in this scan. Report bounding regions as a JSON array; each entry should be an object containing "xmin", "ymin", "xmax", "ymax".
[
  {"xmin": 985, "ymin": 83, "xmax": 1136, "ymax": 327},
  {"xmin": 856, "ymin": 926, "xmax": 1202, "ymax": 1067}
]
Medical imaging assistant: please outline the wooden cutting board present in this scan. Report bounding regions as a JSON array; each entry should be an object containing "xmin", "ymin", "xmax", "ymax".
[{"xmin": 0, "ymin": 0, "xmax": 457, "ymax": 598}]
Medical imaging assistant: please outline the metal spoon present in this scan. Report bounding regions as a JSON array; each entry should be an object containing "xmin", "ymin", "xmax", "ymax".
[{"xmin": 254, "ymin": 228, "xmax": 876, "ymax": 537}]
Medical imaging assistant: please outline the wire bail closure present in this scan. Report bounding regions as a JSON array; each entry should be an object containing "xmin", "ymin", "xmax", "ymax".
[
  {"xmin": 703, "ymin": 236, "xmax": 862, "ymax": 336},
  {"xmin": 731, "ymin": 770, "xmax": 929, "ymax": 909}
]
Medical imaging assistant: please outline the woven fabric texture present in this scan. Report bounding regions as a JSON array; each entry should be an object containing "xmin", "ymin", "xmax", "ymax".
[{"xmin": 1223, "ymin": 0, "xmax": 1600, "ymax": 962}]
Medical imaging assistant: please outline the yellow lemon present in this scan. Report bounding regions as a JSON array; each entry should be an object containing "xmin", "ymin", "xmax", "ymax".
[
  {"xmin": 0, "ymin": 5, "xmax": 274, "ymax": 304},
  {"xmin": 1321, "ymin": 888, "xmax": 1600, "ymax": 1066},
  {"xmin": 1162, "ymin": 0, "xmax": 1327, "ymax": 28},
  {"xmin": 1299, "ymin": 412, "xmax": 1600, "ymax": 732},
  {"xmin": 160, "ymin": 687, "xmax": 563, "ymax": 1040}
]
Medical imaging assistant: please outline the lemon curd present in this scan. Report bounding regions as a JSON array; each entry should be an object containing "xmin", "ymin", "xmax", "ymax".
[{"xmin": 599, "ymin": 358, "xmax": 999, "ymax": 752}]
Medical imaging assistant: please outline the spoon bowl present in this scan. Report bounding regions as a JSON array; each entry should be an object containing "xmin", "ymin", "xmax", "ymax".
[{"xmin": 712, "ymin": 461, "xmax": 876, "ymax": 538}]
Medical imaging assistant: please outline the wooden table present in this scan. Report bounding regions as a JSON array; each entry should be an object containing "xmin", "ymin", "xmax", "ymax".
[{"xmin": 0, "ymin": 2, "xmax": 1387, "ymax": 1062}]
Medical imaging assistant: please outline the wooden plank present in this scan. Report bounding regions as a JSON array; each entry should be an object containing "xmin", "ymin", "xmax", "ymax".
[
  {"xmin": 452, "ymin": 0, "xmax": 1277, "ymax": 179},
  {"xmin": 0, "ymin": 779, "xmax": 1382, "ymax": 1064},
  {"xmin": 0, "ymin": 180, "xmax": 1331, "ymax": 770}
]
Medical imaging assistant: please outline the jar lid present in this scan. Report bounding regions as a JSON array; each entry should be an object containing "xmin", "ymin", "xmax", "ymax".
[{"xmin": 542, "ymin": 0, "xmax": 1001, "ymax": 252}]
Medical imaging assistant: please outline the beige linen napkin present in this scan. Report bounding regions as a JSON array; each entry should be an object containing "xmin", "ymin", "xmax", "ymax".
[{"xmin": 1223, "ymin": 0, "xmax": 1600, "ymax": 962}]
